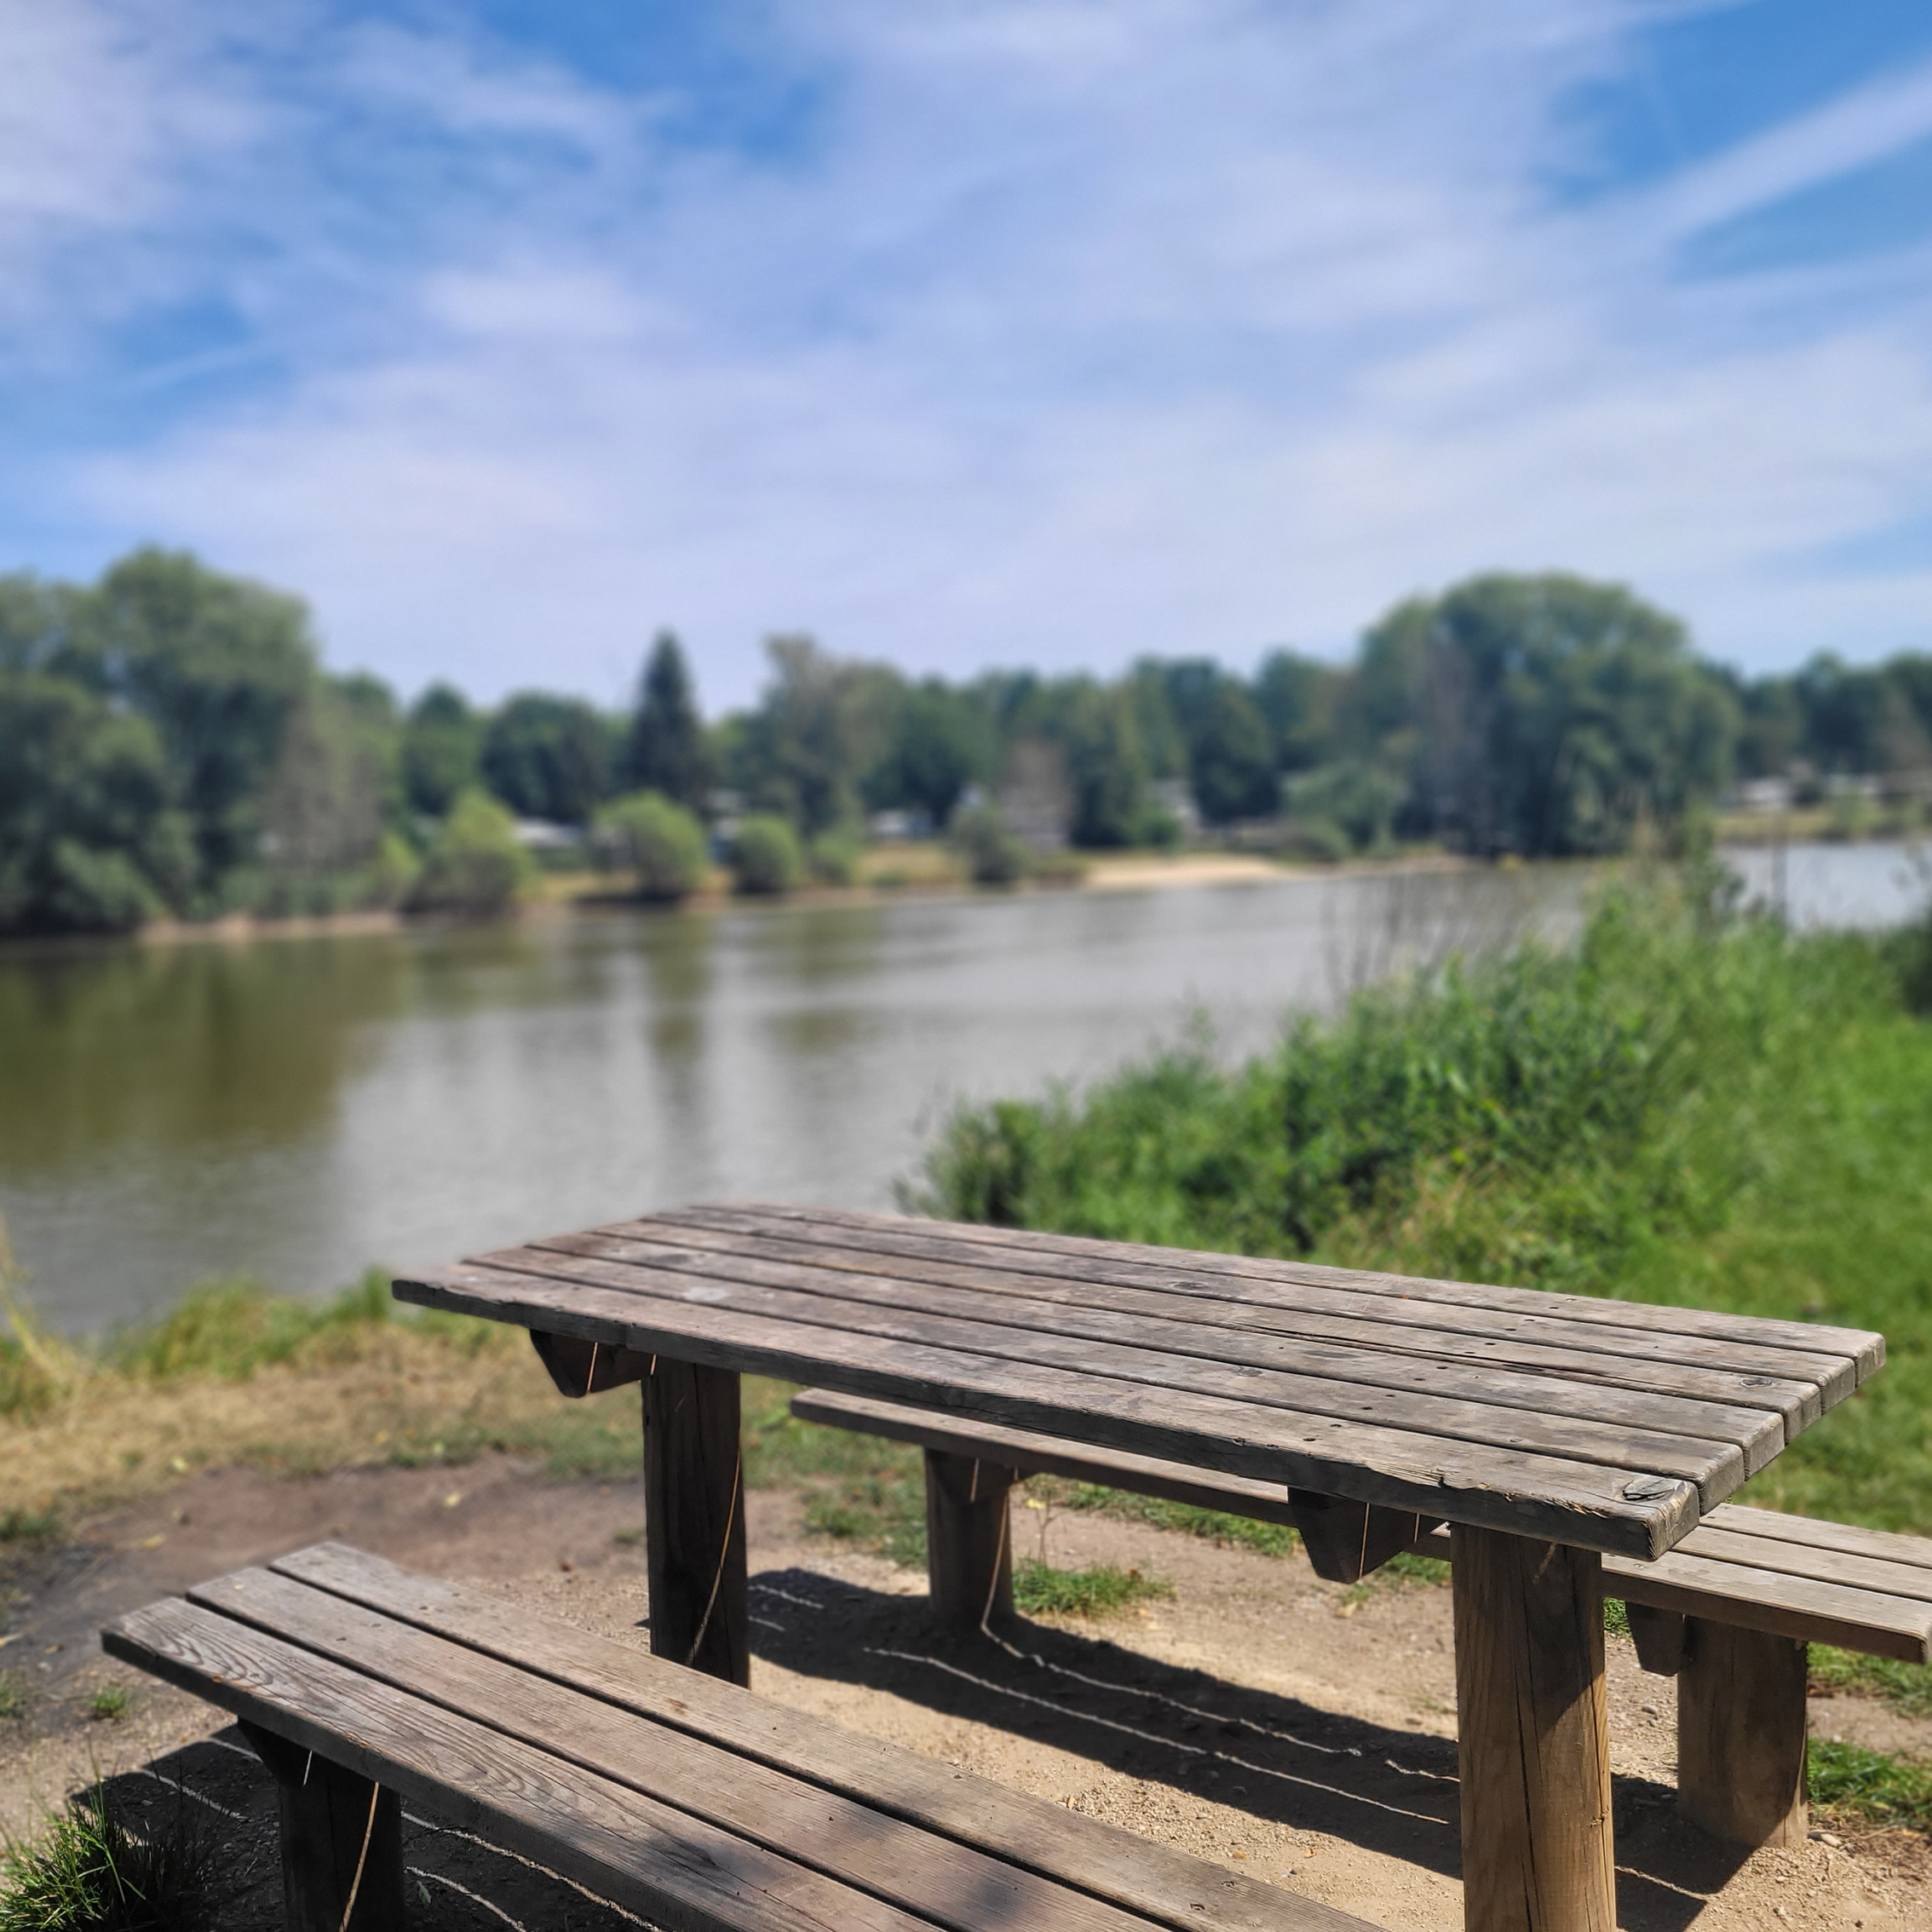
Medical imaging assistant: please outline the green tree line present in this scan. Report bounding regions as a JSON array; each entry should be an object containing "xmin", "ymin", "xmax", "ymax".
[{"xmin": 3, "ymin": 547, "xmax": 1929, "ymax": 936}]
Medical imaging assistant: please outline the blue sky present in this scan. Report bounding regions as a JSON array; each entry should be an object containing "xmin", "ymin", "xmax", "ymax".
[{"xmin": 3, "ymin": 1, "xmax": 1930, "ymax": 709}]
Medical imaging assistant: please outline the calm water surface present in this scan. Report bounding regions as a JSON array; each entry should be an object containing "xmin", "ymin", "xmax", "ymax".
[{"xmin": 0, "ymin": 844, "xmax": 1921, "ymax": 1331}]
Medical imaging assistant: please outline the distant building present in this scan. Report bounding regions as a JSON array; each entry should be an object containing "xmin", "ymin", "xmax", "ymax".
[
  {"xmin": 866, "ymin": 808, "xmax": 933, "ymax": 842},
  {"xmin": 1150, "ymin": 777, "xmax": 1202, "ymax": 842},
  {"xmin": 996, "ymin": 739, "xmax": 1073, "ymax": 850}
]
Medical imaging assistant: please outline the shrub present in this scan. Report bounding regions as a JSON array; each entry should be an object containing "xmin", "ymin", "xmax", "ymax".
[
  {"xmin": 600, "ymin": 791, "xmax": 709, "ymax": 903},
  {"xmin": 0, "ymin": 1784, "xmax": 228, "ymax": 1932},
  {"xmin": 730, "ymin": 816, "xmax": 802, "ymax": 896},
  {"xmin": 951, "ymin": 805, "xmax": 1028, "ymax": 887},
  {"xmin": 806, "ymin": 831, "xmax": 861, "ymax": 888},
  {"xmin": 406, "ymin": 791, "xmax": 532, "ymax": 919}
]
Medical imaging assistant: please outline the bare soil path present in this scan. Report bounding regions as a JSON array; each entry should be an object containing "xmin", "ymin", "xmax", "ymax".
[{"xmin": 3, "ymin": 1458, "xmax": 1925, "ymax": 1930}]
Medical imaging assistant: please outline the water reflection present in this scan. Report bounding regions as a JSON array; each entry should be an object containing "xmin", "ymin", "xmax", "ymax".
[{"xmin": 0, "ymin": 848, "xmax": 1917, "ymax": 1331}]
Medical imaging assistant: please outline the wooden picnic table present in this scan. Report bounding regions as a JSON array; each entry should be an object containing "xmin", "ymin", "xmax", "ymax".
[{"xmin": 394, "ymin": 1202, "xmax": 1884, "ymax": 1932}]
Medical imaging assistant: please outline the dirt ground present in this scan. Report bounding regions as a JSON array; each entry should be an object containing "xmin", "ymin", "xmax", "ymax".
[{"xmin": 3, "ymin": 1456, "xmax": 1927, "ymax": 1931}]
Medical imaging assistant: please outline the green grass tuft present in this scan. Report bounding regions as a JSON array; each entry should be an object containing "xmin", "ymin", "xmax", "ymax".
[
  {"xmin": 0, "ymin": 1509, "xmax": 57, "ymax": 1544},
  {"xmin": 1808, "ymin": 1741, "xmax": 1932, "ymax": 1834},
  {"xmin": 1054, "ymin": 1482, "xmax": 1302, "ymax": 1555},
  {"xmin": 0, "ymin": 1785, "xmax": 228, "ymax": 1932},
  {"xmin": 87, "ymin": 1685, "xmax": 131, "ymax": 1722},
  {"xmin": 1810, "ymin": 1647, "xmax": 1932, "ymax": 1719},
  {"xmin": 0, "ymin": 1675, "xmax": 25, "ymax": 1722},
  {"xmin": 1014, "ymin": 1559, "xmax": 1173, "ymax": 1617}
]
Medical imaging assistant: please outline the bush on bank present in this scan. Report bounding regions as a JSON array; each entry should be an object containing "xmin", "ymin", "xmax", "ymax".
[
  {"xmin": 914, "ymin": 867, "xmax": 1932, "ymax": 1531},
  {"xmin": 730, "ymin": 814, "xmax": 803, "ymax": 895},
  {"xmin": 599, "ymin": 790, "xmax": 709, "ymax": 903}
]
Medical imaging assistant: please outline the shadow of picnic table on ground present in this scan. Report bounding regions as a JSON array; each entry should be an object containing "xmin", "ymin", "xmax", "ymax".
[{"xmin": 748, "ymin": 1565, "xmax": 1754, "ymax": 1932}]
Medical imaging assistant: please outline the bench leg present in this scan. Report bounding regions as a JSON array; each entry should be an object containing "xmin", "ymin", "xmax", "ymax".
[
  {"xmin": 644, "ymin": 1357, "xmax": 749, "ymax": 1685},
  {"xmin": 924, "ymin": 1450, "xmax": 1015, "ymax": 1630},
  {"xmin": 1452, "ymin": 1526, "xmax": 1615, "ymax": 1932},
  {"xmin": 240, "ymin": 1723, "xmax": 404, "ymax": 1932},
  {"xmin": 1676, "ymin": 1618, "xmax": 1808, "ymax": 1848}
]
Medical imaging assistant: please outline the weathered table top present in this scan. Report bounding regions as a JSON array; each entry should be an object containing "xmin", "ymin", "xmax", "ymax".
[{"xmin": 393, "ymin": 1203, "xmax": 1883, "ymax": 1561}]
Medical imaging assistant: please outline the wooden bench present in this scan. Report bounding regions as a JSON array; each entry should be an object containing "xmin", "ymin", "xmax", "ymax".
[
  {"xmin": 794, "ymin": 1388, "xmax": 1932, "ymax": 1854},
  {"xmin": 104, "ymin": 1541, "xmax": 1377, "ymax": 1932}
]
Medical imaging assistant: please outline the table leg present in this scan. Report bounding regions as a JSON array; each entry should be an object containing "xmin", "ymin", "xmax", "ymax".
[
  {"xmin": 643, "ymin": 1357, "xmax": 748, "ymax": 1685},
  {"xmin": 1452, "ymin": 1525, "xmax": 1615, "ymax": 1932},
  {"xmin": 1677, "ymin": 1619, "xmax": 1808, "ymax": 1847}
]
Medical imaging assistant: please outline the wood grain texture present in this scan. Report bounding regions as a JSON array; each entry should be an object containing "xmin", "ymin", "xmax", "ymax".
[
  {"xmin": 480, "ymin": 1240, "xmax": 1747, "ymax": 1501},
  {"xmin": 553, "ymin": 1224, "xmax": 1797, "ymax": 1463},
  {"xmin": 530, "ymin": 1329, "xmax": 653, "ymax": 1397},
  {"xmin": 1288, "ymin": 1492, "xmax": 1423, "ymax": 1584},
  {"xmin": 1451, "ymin": 1527, "xmax": 1615, "ymax": 1932},
  {"xmin": 104, "ymin": 1600, "xmax": 935, "ymax": 1932},
  {"xmin": 393, "ymin": 1261, "xmax": 1699, "ymax": 1557},
  {"xmin": 645, "ymin": 1357, "xmax": 748, "ymax": 1684},
  {"xmin": 1676, "ymin": 1619, "xmax": 1809, "ymax": 1849},
  {"xmin": 666, "ymin": 1205, "xmax": 1883, "ymax": 1388},
  {"xmin": 240, "ymin": 1721, "xmax": 403, "ymax": 1932},
  {"xmin": 1623, "ymin": 1606, "xmax": 1688, "ymax": 1678},
  {"xmin": 924, "ymin": 1450, "xmax": 1015, "ymax": 1628},
  {"xmin": 194, "ymin": 1567, "xmax": 1169, "ymax": 1932},
  {"xmin": 269, "ymin": 1542, "xmax": 1374, "ymax": 1932},
  {"xmin": 607, "ymin": 1216, "xmax": 1831, "ymax": 1433}
]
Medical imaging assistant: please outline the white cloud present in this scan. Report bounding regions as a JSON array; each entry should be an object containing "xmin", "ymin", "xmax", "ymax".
[{"xmin": 19, "ymin": 0, "xmax": 1932, "ymax": 704}]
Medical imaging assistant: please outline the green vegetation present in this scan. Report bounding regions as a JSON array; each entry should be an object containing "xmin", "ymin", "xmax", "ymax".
[
  {"xmin": 731, "ymin": 814, "xmax": 804, "ymax": 895},
  {"xmin": 406, "ymin": 790, "xmax": 532, "ymax": 917},
  {"xmin": 599, "ymin": 791, "xmax": 710, "ymax": 902},
  {"xmin": 1811, "ymin": 1648, "xmax": 1932, "ymax": 1718},
  {"xmin": 0, "ymin": 1676, "xmax": 24, "ymax": 1722},
  {"xmin": 1808, "ymin": 1741, "xmax": 1932, "ymax": 1834},
  {"xmin": 0, "ymin": 1786, "xmax": 228, "ymax": 1932},
  {"xmin": 10, "ymin": 543, "xmax": 1930, "ymax": 940},
  {"xmin": 87, "ymin": 1685, "xmax": 131, "ymax": 1722},
  {"xmin": 1013, "ymin": 1558, "xmax": 1172, "ymax": 1617},
  {"xmin": 917, "ymin": 870, "xmax": 1932, "ymax": 1532}
]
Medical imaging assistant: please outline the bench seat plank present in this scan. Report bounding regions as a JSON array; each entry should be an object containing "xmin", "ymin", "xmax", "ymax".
[
  {"xmin": 1699, "ymin": 1504, "xmax": 1932, "ymax": 1576},
  {"xmin": 105, "ymin": 1598, "xmax": 934, "ymax": 1932},
  {"xmin": 534, "ymin": 1229, "xmax": 1785, "ymax": 1475},
  {"xmin": 270, "ymin": 1542, "xmax": 1366, "ymax": 1932},
  {"xmin": 477, "ymin": 1241, "xmax": 1751, "ymax": 1500},
  {"xmin": 400, "ymin": 1262, "xmax": 1699, "ymax": 1557},
  {"xmin": 189, "ymin": 1566, "xmax": 1170, "ymax": 1932},
  {"xmin": 607, "ymin": 1217, "xmax": 1826, "ymax": 1435},
  {"xmin": 665, "ymin": 1205, "xmax": 1883, "ymax": 1390}
]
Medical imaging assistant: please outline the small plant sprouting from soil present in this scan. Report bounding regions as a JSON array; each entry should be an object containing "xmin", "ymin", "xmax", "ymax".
[
  {"xmin": 0, "ymin": 1784, "xmax": 231, "ymax": 1932},
  {"xmin": 88, "ymin": 1685, "xmax": 132, "ymax": 1722},
  {"xmin": 1013, "ymin": 1559, "xmax": 1172, "ymax": 1618}
]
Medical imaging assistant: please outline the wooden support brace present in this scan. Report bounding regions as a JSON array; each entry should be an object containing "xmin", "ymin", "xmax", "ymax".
[
  {"xmin": 531, "ymin": 1330, "xmax": 653, "ymax": 1398},
  {"xmin": 1452, "ymin": 1526, "xmax": 1615, "ymax": 1932},
  {"xmin": 642, "ymin": 1357, "xmax": 748, "ymax": 1684},
  {"xmin": 1676, "ymin": 1617, "xmax": 1809, "ymax": 1849},
  {"xmin": 924, "ymin": 1450, "xmax": 1017, "ymax": 1630},
  {"xmin": 239, "ymin": 1722, "xmax": 404, "ymax": 1932},
  {"xmin": 1624, "ymin": 1601, "xmax": 1689, "ymax": 1676},
  {"xmin": 1289, "ymin": 1488, "xmax": 1423, "ymax": 1584}
]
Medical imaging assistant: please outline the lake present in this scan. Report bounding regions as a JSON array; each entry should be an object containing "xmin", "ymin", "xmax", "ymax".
[{"xmin": 1, "ymin": 843, "xmax": 1923, "ymax": 1332}]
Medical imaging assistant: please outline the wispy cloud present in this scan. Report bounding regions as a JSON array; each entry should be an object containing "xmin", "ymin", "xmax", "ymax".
[{"xmin": 6, "ymin": 0, "xmax": 1929, "ymax": 704}]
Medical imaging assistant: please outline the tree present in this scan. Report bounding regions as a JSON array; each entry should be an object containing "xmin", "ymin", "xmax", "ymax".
[
  {"xmin": 865, "ymin": 677, "xmax": 994, "ymax": 827},
  {"xmin": 729, "ymin": 814, "xmax": 802, "ymax": 894},
  {"xmin": 620, "ymin": 632, "xmax": 712, "ymax": 808},
  {"xmin": 1057, "ymin": 681, "xmax": 1148, "ymax": 848},
  {"xmin": 408, "ymin": 791, "xmax": 532, "ymax": 917},
  {"xmin": 1251, "ymin": 650, "xmax": 1339, "ymax": 774},
  {"xmin": 1186, "ymin": 680, "xmax": 1276, "ymax": 824},
  {"xmin": 262, "ymin": 676, "xmax": 399, "ymax": 880},
  {"xmin": 599, "ymin": 791, "xmax": 709, "ymax": 902},
  {"xmin": 735, "ymin": 636, "xmax": 897, "ymax": 835},
  {"xmin": 481, "ymin": 693, "xmax": 610, "ymax": 825},
  {"xmin": 59, "ymin": 548, "xmax": 318, "ymax": 898},
  {"xmin": 0, "ymin": 673, "xmax": 196, "ymax": 933},
  {"xmin": 402, "ymin": 683, "xmax": 484, "ymax": 817}
]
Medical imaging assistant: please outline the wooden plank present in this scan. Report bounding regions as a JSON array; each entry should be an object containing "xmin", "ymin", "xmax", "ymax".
[
  {"xmin": 192, "ymin": 1567, "xmax": 1171, "ymax": 1932},
  {"xmin": 645, "ymin": 1359, "xmax": 748, "ymax": 1684},
  {"xmin": 1677, "ymin": 1620, "xmax": 1809, "ymax": 1849},
  {"xmin": 103, "ymin": 1599, "xmax": 939, "ymax": 1932},
  {"xmin": 473, "ymin": 1245, "xmax": 1749, "ymax": 1504},
  {"xmin": 626, "ymin": 1210, "xmax": 1849, "ymax": 1417},
  {"xmin": 542, "ymin": 1228, "xmax": 1787, "ymax": 1473},
  {"xmin": 679, "ymin": 1204, "xmax": 1885, "ymax": 1388},
  {"xmin": 1622, "ymin": 1606, "xmax": 1688, "ymax": 1678},
  {"xmin": 273, "ymin": 1542, "xmax": 1373, "ymax": 1932},
  {"xmin": 1451, "ymin": 1527, "xmax": 1614, "ymax": 1932},
  {"xmin": 611, "ymin": 1219, "xmax": 1824, "ymax": 1430},
  {"xmin": 239, "ymin": 1721, "xmax": 403, "ymax": 1932},
  {"xmin": 1671, "ymin": 1522, "xmax": 1932, "ymax": 1607},
  {"xmin": 1288, "ymin": 1492, "xmax": 1422, "ymax": 1584},
  {"xmin": 1702, "ymin": 1503, "xmax": 1932, "ymax": 1575},
  {"xmin": 791, "ymin": 1389, "xmax": 1302, "ymax": 1527},
  {"xmin": 924, "ymin": 1451, "xmax": 1016, "ymax": 1628},
  {"xmin": 394, "ymin": 1261, "xmax": 1699, "ymax": 1556},
  {"xmin": 1405, "ymin": 1527, "xmax": 1932, "ymax": 1661}
]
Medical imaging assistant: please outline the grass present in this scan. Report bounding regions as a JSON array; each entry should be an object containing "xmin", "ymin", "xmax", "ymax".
[
  {"xmin": 1014, "ymin": 1558, "xmax": 1171, "ymax": 1617},
  {"xmin": 87, "ymin": 1685, "xmax": 131, "ymax": 1722},
  {"xmin": 0, "ymin": 1676, "xmax": 24, "ymax": 1722},
  {"xmin": 914, "ymin": 862, "xmax": 1932, "ymax": 1535},
  {"xmin": 1811, "ymin": 1647, "xmax": 1932, "ymax": 1719},
  {"xmin": 1808, "ymin": 1741, "xmax": 1932, "ymax": 1835},
  {"xmin": 0, "ymin": 1785, "xmax": 229, "ymax": 1932}
]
